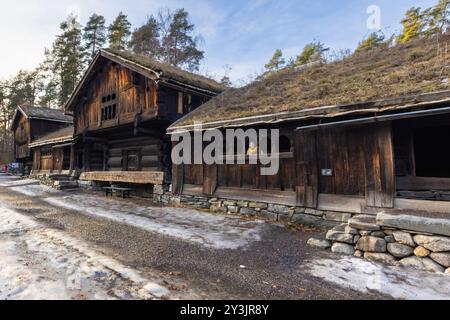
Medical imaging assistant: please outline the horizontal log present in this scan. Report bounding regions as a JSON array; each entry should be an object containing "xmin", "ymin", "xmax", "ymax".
[
  {"xmin": 80, "ymin": 171, "xmax": 164, "ymax": 185},
  {"xmin": 397, "ymin": 176, "xmax": 450, "ymax": 191}
]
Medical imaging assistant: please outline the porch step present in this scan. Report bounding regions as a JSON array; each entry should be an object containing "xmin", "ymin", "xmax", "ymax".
[
  {"xmin": 348, "ymin": 215, "xmax": 380, "ymax": 231},
  {"xmin": 377, "ymin": 212, "xmax": 450, "ymax": 237}
]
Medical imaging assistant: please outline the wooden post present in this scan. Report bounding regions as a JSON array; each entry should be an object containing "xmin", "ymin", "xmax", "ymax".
[{"xmin": 69, "ymin": 144, "xmax": 75, "ymax": 174}]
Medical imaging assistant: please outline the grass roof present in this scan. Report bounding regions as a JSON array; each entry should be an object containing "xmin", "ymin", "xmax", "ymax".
[{"xmin": 171, "ymin": 35, "xmax": 450, "ymax": 129}]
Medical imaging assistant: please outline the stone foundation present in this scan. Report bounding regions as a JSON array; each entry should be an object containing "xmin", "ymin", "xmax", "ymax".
[
  {"xmin": 153, "ymin": 191, "xmax": 354, "ymax": 227},
  {"xmin": 309, "ymin": 214, "xmax": 450, "ymax": 274}
]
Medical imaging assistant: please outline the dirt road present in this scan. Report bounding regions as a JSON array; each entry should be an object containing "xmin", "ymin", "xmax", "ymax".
[{"xmin": 0, "ymin": 173, "xmax": 448, "ymax": 300}]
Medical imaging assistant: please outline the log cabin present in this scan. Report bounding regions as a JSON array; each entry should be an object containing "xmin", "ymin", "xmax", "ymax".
[
  {"xmin": 167, "ymin": 35, "xmax": 450, "ymax": 218},
  {"xmin": 10, "ymin": 106, "xmax": 72, "ymax": 171},
  {"xmin": 28, "ymin": 125, "xmax": 74, "ymax": 174},
  {"xmin": 64, "ymin": 48, "xmax": 224, "ymax": 189}
]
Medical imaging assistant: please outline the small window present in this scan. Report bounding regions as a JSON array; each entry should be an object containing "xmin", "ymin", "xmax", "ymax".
[
  {"xmin": 100, "ymin": 93, "xmax": 118, "ymax": 121},
  {"xmin": 279, "ymin": 136, "xmax": 292, "ymax": 153}
]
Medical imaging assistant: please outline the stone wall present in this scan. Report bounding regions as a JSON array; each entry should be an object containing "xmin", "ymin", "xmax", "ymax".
[
  {"xmin": 309, "ymin": 214, "xmax": 450, "ymax": 274},
  {"xmin": 154, "ymin": 191, "xmax": 353, "ymax": 227}
]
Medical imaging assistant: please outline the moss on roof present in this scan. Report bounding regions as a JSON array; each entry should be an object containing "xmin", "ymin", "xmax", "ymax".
[{"xmin": 172, "ymin": 35, "xmax": 450, "ymax": 129}]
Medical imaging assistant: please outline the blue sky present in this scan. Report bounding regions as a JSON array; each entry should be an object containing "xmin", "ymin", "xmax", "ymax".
[{"xmin": 0, "ymin": 0, "xmax": 438, "ymax": 83}]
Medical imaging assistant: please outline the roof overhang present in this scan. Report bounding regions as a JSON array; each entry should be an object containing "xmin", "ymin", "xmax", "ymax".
[
  {"xmin": 167, "ymin": 90, "xmax": 450, "ymax": 134},
  {"xmin": 29, "ymin": 136, "xmax": 74, "ymax": 148}
]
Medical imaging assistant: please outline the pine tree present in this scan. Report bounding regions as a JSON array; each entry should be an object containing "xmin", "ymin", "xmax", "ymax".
[
  {"xmin": 397, "ymin": 7, "xmax": 426, "ymax": 44},
  {"xmin": 159, "ymin": 9, "xmax": 204, "ymax": 71},
  {"xmin": 84, "ymin": 14, "xmax": 107, "ymax": 58},
  {"xmin": 424, "ymin": 0, "xmax": 450, "ymax": 35},
  {"xmin": 129, "ymin": 16, "xmax": 161, "ymax": 56},
  {"xmin": 355, "ymin": 32, "xmax": 386, "ymax": 53},
  {"xmin": 293, "ymin": 42, "xmax": 327, "ymax": 67},
  {"xmin": 108, "ymin": 12, "xmax": 131, "ymax": 50},
  {"xmin": 264, "ymin": 49, "xmax": 285, "ymax": 73},
  {"xmin": 50, "ymin": 14, "xmax": 87, "ymax": 106}
]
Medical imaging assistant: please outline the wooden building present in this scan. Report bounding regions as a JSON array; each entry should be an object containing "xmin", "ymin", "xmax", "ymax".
[
  {"xmin": 168, "ymin": 35, "xmax": 450, "ymax": 215},
  {"xmin": 10, "ymin": 106, "xmax": 72, "ymax": 169},
  {"xmin": 28, "ymin": 126, "xmax": 74, "ymax": 174},
  {"xmin": 64, "ymin": 49, "xmax": 224, "ymax": 186}
]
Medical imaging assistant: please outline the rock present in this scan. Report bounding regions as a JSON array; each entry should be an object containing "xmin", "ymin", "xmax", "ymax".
[
  {"xmin": 294, "ymin": 207, "xmax": 305, "ymax": 214},
  {"xmin": 398, "ymin": 256, "xmax": 445, "ymax": 273},
  {"xmin": 356, "ymin": 236, "xmax": 387, "ymax": 253},
  {"xmin": 305, "ymin": 208, "xmax": 323, "ymax": 216},
  {"xmin": 227, "ymin": 206, "xmax": 239, "ymax": 213},
  {"xmin": 364, "ymin": 252, "xmax": 396, "ymax": 265},
  {"xmin": 326, "ymin": 230, "xmax": 354, "ymax": 244},
  {"xmin": 259, "ymin": 210, "xmax": 278, "ymax": 222},
  {"xmin": 376, "ymin": 213, "xmax": 450, "ymax": 237},
  {"xmin": 324, "ymin": 212, "xmax": 352, "ymax": 223},
  {"xmin": 223, "ymin": 200, "xmax": 237, "ymax": 206},
  {"xmin": 278, "ymin": 213, "xmax": 291, "ymax": 223},
  {"xmin": 387, "ymin": 243, "xmax": 414, "ymax": 258},
  {"xmin": 429, "ymin": 253, "xmax": 450, "ymax": 268},
  {"xmin": 331, "ymin": 243, "xmax": 355, "ymax": 255},
  {"xmin": 291, "ymin": 214, "xmax": 321, "ymax": 226},
  {"xmin": 371, "ymin": 231, "xmax": 386, "ymax": 238},
  {"xmin": 331, "ymin": 223, "xmax": 347, "ymax": 232},
  {"xmin": 307, "ymin": 238, "xmax": 331, "ymax": 249},
  {"xmin": 385, "ymin": 235, "xmax": 395, "ymax": 243},
  {"xmin": 393, "ymin": 231, "xmax": 415, "ymax": 247},
  {"xmin": 349, "ymin": 215, "xmax": 380, "ymax": 231},
  {"xmin": 354, "ymin": 250, "xmax": 364, "ymax": 258},
  {"xmin": 345, "ymin": 225, "xmax": 359, "ymax": 235},
  {"xmin": 268, "ymin": 204, "xmax": 289, "ymax": 214},
  {"xmin": 413, "ymin": 235, "xmax": 450, "ymax": 252},
  {"xmin": 359, "ymin": 230, "xmax": 372, "ymax": 236},
  {"xmin": 237, "ymin": 201, "xmax": 249, "ymax": 207},
  {"xmin": 239, "ymin": 207, "xmax": 256, "ymax": 216},
  {"xmin": 446, "ymin": 268, "xmax": 450, "ymax": 274},
  {"xmin": 414, "ymin": 246, "xmax": 431, "ymax": 257},
  {"xmin": 248, "ymin": 202, "xmax": 268, "ymax": 209},
  {"xmin": 353, "ymin": 235, "xmax": 361, "ymax": 244},
  {"xmin": 383, "ymin": 229, "xmax": 394, "ymax": 235}
]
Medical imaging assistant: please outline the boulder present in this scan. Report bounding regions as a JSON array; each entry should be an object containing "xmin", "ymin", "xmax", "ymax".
[
  {"xmin": 393, "ymin": 231, "xmax": 415, "ymax": 247},
  {"xmin": 259, "ymin": 210, "xmax": 278, "ymax": 222},
  {"xmin": 268, "ymin": 204, "xmax": 289, "ymax": 215},
  {"xmin": 446, "ymin": 268, "xmax": 450, "ymax": 274},
  {"xmin": 364, "ymin": 252, "xmax": 396, "ymax": 265},
  {"xmin": 387, "ymin": 243, "xmax": 414, "ymax": 258},
  {"xmin": 353, "ymin": 235, "xmax": 361, "ymax": 244},
  {"xmin": 356, "ymin": 236, "xmax": 387, "ymax": 253},
  {"xmin": 384, "ymin": 235, "xmax": 395, "ymax": 243},
  {"xmin": 414, "ymin": 246, "xmax": 430, "ymax": 258},
  {"xmin": 429, "ymin": 253, "xmax": 450, "ymax": 268},
  {"xmin": 398, "ymin": 256, "xmax": 445, "ymax": 273},
  {"xmin": 291, "ymin": 214, "xmax": 322, "ymax": 226},
  {"xmin": 331, "ymin": 243, "xmax": 355, "ymax": 255},
  {"xmin": 326, "ymin": 230, "xmax": 354, "ymax": 244},
  {"xmin": 359, "ymin": 230, "xmax": 372, "ymax": 236},
  {"xmin": 307, "ymin": 238, "xmax": 331, "ymax": 249},
  {"xmin": 349, "ymin": 215, "xmax": 380, "ymax": 231},
  {"xmin": 413, "ymin": 235, "xmax": 450, "ymax": 252},
  {"xmin": 377, "ymin": 213, "xmax": 450, "ymax": 237}
]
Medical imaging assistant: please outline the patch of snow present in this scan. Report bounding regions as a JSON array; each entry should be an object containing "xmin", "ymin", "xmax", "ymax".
[
  {"xmin": 0, "ymin": 178, "xmax": 39, "ymax": 188},
  {"xmin": 44, "ymin": 194, "xmax": 263, "ymax": 250},
  {"xmin": 10, "ymin": 184, "xmax": 59, "ymax": 197},
  {"xmin": 306, "ymin": 257, "xmax": 450, "ymax": 300}
]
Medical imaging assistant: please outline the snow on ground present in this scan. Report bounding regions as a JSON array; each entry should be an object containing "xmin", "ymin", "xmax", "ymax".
[
  {"xmin": 0, "ymin": 204, "xmax": 175, "ymax": 300},
  {"xmin": 306, "ymin": 257, "xmax": 450, "ymax": 300},
  {"xmin": 7, "ymin": 178, "xmax": 264, "ymax": 250}
]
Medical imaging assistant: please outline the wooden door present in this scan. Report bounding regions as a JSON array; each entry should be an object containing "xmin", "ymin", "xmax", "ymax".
[{"xmin": 294, "ymin": 130, "xmax": 319, "ymax": 208}]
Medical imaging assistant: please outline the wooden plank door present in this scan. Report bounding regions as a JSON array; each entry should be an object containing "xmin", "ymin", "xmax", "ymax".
[
  {"xmin": 364, "ymin": 122, "xmax": 395, "ymax": 208},
  {"xmin": 294, "ymin": 130, "xmax": 319, "ymax": 208},
  {"xmin": 203, "ymin": 164, "xmax": 218, "ymax": 196}
]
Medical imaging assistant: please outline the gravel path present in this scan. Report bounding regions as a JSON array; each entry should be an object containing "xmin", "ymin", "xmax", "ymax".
[{"xmin": 1, "ymin": 173, "xmax": 448, "ymax": 300}]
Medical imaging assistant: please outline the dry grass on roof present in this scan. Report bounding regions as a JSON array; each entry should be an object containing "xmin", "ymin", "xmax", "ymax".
[{"xmin": 176, "ymin": 35, "xmax": 450, "ymax": 127}]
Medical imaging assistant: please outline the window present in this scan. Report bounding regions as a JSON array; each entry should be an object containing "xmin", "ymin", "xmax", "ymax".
[
  {"xmin": 279, "ymin": 135, "xmax": 292, "ymax": 153},
  {"xmin": 124, "ymin": 150, "xmax": 140, "ymax": 171},
  {"xmin": 101, "ymin": 93, "xmax": 118, "ymax": 121}
]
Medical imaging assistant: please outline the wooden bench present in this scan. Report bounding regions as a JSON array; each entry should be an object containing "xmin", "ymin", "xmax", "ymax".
[{"xmin": 104, "ymin": 186, "xmax": 132, "ymax": 198}]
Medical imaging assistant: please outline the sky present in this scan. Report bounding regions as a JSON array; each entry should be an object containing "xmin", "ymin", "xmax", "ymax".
[{"xmin": 0, "ymin": 0, "xmax": 439, "ymax": 84}]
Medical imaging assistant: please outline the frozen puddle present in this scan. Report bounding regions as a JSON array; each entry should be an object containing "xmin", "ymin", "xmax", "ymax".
[
  {"xmin": 44, "ymin": 195, "xmax": 264, "ymax": 250},
  {"xmin": 0, "ymin": 206, "xmax": 174, "ymax": 300},
  {"xmin": 306, "ymin": 257, "xmax": 450, "ymax": 300}
]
